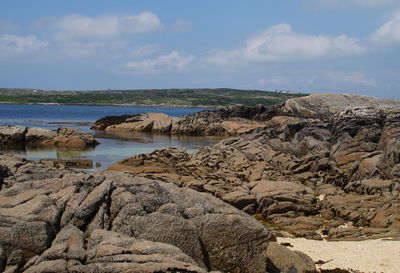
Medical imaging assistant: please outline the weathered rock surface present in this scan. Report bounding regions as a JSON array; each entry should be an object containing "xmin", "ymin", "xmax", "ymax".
[
  {"xmin": 109, "ymin": 95, "xmax": 400, "ymax": 240},
  {"xmin": 266, "ymin": 242, "xmax": 316, "ymax": 273},
  {"xmin": 280, "ymin": 93, "xmax": 400, "ymax": 119},
  {"xmin": 0, "ymin": 126, "xmax": 27, "ymax": 145},
  {"xmin": 24, "ymin": 227, "xmax": 208, "ymax": 273},
  {"xmin": 0, "ymin": 125, "xmax": 99, "ymax": 147},
  {"xmin": 0, "ymin": 154, "xmax": 314, "ymax": 273},
  {"xmin": 39, "ymin": 158, "xmax": 93, "ymax": 169},
  {"xmin": 91, "ymin": 105, "xmax": 271, "ymax": 136},
  {"xmin": 92, "ymin": 94, "xmax": 400, "ymax": 137},
  {"xmin": 104, "ymin": 113, "xmax": 180, "ymax": 134}
]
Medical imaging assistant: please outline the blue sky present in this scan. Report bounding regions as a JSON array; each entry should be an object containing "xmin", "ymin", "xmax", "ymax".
[{"xmin": 1, "ymin": 0, "xmax": 400, "ymax": 98}]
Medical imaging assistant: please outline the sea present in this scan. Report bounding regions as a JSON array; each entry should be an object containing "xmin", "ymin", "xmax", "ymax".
[{"xmin": 0, "ymin": 104, "xmax": 222, "ymax": 171}]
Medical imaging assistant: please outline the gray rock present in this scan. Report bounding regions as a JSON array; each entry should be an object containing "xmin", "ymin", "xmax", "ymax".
[
  {"xmin": 105, "ymin": 171, "xmax": 271, "ymax": 273},
  {"xmin": 266, "ymin": 242, "xmax": 316, "ymax": 273},
  {"xmin": 221, "ymin": 190, "xmax": 257, "ymax": 210},
  {"xmin": 250, "ymin": 180, "xmax": 317, "ymax": 217},
  {"xmin": 0, "ymin": 125, "xmax": 27, "ymax": 144},
  {"xmin": 0, "ymin": 125, "xmax": 98, "ymax": 147},
  {"xmin": 0, "ymin": 155, "xmax": 285, "ymax": 273},
  {"xmin": 106, "ymin": 96, "xmax": 400, "ymax": 240},
  {"xmin": 0, "ymin": 247, "xmax": 6, "ymax": 272},
  {"xmin": 281, "ymin": 94, "xmax": 400, "ymax": 119}
]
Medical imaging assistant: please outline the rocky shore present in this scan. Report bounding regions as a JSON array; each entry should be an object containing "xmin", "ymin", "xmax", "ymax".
[
  {"xmin": 91, "ymin": 94, "xmax": 400, "ymax": 137},
  {"xmin": 108, "ymin": 94, "xmax": 400, "ymax": 241},
  {"xmin": 0, "ymin": 154, "xmax": 316, "ymax": 273},
  {"xmin": 0, "ymin": 126, "xmax": 99, "ymax": 148},
  {"xmin": 1, "ymin": 93, "xmax": 400, "ymax": 272},
  {"xmin": 91, "ymin": 106, "xmax": 271, "ymax": 136}
]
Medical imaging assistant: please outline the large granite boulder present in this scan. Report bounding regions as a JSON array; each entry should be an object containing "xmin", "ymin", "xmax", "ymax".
[
  {"xmin": 91, "ymin": 113, "xmax": 180, "ymax": 135},
  {"xmin": 24, "ymin": 227, "xmax": 207, "ymax": 273},
  {"xmin": 105, "ymin": 113, "xmax": 179, "ymax": 134},
  {"xmin": 280, "ymin": 94, "xmax": 400, "ymax": 119}
]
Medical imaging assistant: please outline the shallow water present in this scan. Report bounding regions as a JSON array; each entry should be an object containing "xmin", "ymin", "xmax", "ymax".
[{"xmin": 0, "ymin": 104, "xmax": 221, "ymax": 171}]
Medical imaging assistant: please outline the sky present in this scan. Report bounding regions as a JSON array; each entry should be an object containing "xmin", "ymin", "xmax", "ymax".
[{"xmin": 1, "ymin": 0, "xmax": 400, "ymax": 98}]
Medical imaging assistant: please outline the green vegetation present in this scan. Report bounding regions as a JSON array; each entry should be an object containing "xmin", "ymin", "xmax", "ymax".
[
  {"xmin": 0, "ymin": 88, "xmax": 307, "ymax": 107},
  {"xmin": 253, "ymin": 214, "xmax": 282, "ymax": 231}
]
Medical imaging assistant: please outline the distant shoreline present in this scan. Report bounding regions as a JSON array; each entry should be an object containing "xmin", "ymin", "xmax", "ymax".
[
  {"xmin": 0, "ymin": 102, "xmax": 216, "ymax": 109},
  {"xmin": 0, "ymin": 88, "xmax": 307, "ymax": 108}
]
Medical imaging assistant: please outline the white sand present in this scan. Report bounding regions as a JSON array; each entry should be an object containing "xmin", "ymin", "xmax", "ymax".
[{"xmin": 277, "ymin": 237, "xmax": 400, "ymax": 273}]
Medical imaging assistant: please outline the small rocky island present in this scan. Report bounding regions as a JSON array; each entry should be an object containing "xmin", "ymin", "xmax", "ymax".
[{"xmin": 1, "ymin": 93, "xmax": 400, "ymax": 272}]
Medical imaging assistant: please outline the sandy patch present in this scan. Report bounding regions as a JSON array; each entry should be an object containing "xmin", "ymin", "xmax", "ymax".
[{"xmin": 277, "ymin": 237, "xmax": 400, "ymax": 273}]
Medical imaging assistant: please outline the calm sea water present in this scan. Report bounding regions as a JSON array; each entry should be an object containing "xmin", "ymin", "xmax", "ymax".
[{"xmin": 0, "ymin": 104, "xmax": 221, "ymax": 171}]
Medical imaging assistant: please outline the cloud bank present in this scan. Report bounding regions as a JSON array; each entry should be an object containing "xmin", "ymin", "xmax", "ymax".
[
  {"xmin": 0, "ymin": 34, "xmax": 48, "ymax": 58},
  {"xmin": 125, "ymin": 51, "xmax": 194, "ymax": 72},
  {"xmin": 207, "ymin": 23, "xmax": 366, "ymax": 66},
  {"xmin": 372, "ymin": 11, "xmax": 400, "ymax": 45},
  {"xmin": 38, "ymin": 12, "xmax": 163, "ymax": 41}
]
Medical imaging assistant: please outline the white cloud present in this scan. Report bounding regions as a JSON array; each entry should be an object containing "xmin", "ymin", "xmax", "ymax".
[
  {"xmin": 56, "ymin": 40, "xmax": 128, "ymax": 57},
  {"xmin": 125, "ymin": 51, "xmax": 194, "ymax": 72},
  {"xmin": 207, "ymin": 23, "xmax": 366, "ymax": 66},
  {"xmin": 119, "ymin": 12, "xmax": 164, "ymax": 34},
  {"xmin": 42, "ymin": 12, "xmax": 163, "ymax": 41},
  {"xmin": 243, "ymin": 24, "xmax": 365, "ymax": 61},
  {"xmin": 33, "ymin": 12, "xmax": 164, "ymax": 57},
  {"xmin": 130, "ymin": 44, "xmax": 157, "ymax": 58},
  {"xmin": 372, "ymin": 11, "xmax": 400, "ymax": 45},
  {"xmin": 0, "ymin": 34, "xmax": 48, "ymax": 58}
]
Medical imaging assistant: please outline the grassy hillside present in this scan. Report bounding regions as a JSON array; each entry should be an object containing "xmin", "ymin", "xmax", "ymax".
[{"xmin": 0, "ymin": 88, "xmax": 307, "ymax": 107}]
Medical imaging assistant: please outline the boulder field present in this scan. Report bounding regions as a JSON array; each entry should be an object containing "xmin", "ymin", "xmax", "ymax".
[
  {"xmin": 0, "ymin": 154, "xmax": 316, "ymax": 273},
  {"xmin": 108, "ymin": 94, "xmax": 400, "ymax": 240},
  {"xmin": 0, "ymin": 126, "xmax": 99, "ymax": 148}
]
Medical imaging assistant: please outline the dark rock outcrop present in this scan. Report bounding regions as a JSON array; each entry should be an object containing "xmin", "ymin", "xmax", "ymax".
[{"xmin": 90, "ymin": 114, "xmax": 138, "ymax": 130}]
